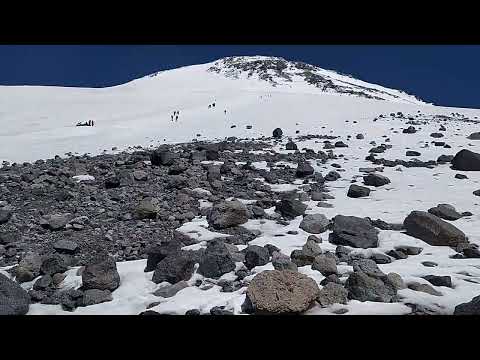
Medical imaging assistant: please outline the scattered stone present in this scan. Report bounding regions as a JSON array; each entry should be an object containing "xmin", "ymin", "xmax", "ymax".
[
  {"xmin": 275, "ymin": 198, "xmax": 307, "ymax": 219},
  {"xmin": 345, "ymin": 271, "xmax": 397, "ymax": 303},
  {"xmin": 81, "ymin": 289, "xmax": 113, "ymax": 306},
  {"xmin": 347, "ymin": 184, "xmax": 371, "ymax": 198},
  {"xmin": 53, "ymin": 240, "xmax": 78, "ymax": 254},
  {"xmin": 428, "ymin": 204, "xmax": 463, "ymax": 221},
  {"xmin": 408, "ymin": 282, "xmax": 442, "ymax": 296},
  {"xmin": 82, "ymin": 256, "xmax": 121, "ymax": 291},
  {"xmin": 329, "ymin": 215, "xmax": 379, "ymax": 248},
  {"xmin": 423, "ymin": 275, "xmax": 453, "ymax": 288},
  {"xmin": 363, "ymin": 173, "xmax": 391, "ymax": 187},
  {"xmin": 207, "ymin": 200, "xmax": 248, "ymax": 229},
  {"xmin": 451, "ymin": 149, "xmax": 480, "ymax": 171},
  {"xmin": 299, "ymin": 214, "xmax": 329, "ymax": 234},
  {"xmin": 198, "ymin": 241, "xmax": 236, "ymax": 278},
  {"xmin": 403, "ymin": 211, "xmax": 467, "ymax": 247},
  {"xmin": 272, "ymin": 252, "xmax": 298, "ymax": 271},
  {"xmin": 242, "ymin": 270, "xmax": 320, "ymax": 314},
  {"xmin": 454, "ymin": 295, "xmax": 480, "ymax": 315},
  {"xmin": 244, "ymin": 245, "xmax": 270, "ymax": 270},
  {"xmin": 316, "ymin": 283, "xmax": 348, "ymax": 307},
  {"xmin": 154, "ymin": 281, "xmax": 189, "ymax": 298},
  {"xmin": 406, "ymin": 151, "xmax": 421, "ymax": 156},
  {"xmin": 312, "ymin": 254, "xmax": 337, "ymax": 276},
  {"xmin": 0, "ymin": 273, "xmax": 31, "ymax": 315}
]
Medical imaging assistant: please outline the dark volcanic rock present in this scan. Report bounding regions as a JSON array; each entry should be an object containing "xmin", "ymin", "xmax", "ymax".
[
  {"xmin": 153, "ymin": 251, "xmax": 196, "ymax": 284},
  {"xmin": 451, "ymin": 149, "xmax": 480, "ymax": 171},
  {"xmin": 244, "ymin": 245, "xmax": 270, "ymax": 270},
  {"xmin": 207, "ymin": 200, "xmax": 249, "ymax": 230},
  {"xmin": 82, "ymin": 256, "xmax": 120, "ymax": 291},
  {"xmin": 406, "ymin": 151, "xmax": 421, "ymax": 156},
  {"xmin": 345, "ymin": 271, "xmax": 397, "ymax": 303},
  {"xmin": 151, "ymin": 150, "xmax": 175, "ymax": 166},
  {"xmin": 0, "ymin": 273, "xmax": 30, "ymax": 315},
  {"xmin": 403, "ymin": 211, "xmax": 467, "ymax": 247},
  {"xmin": 275, "ymin": 198, "xmax": 307, "ymax": 219},
  {"xmin": 363, "ymin": 173, "xmax": 390, "ymax": 187},
  {"xmin": 40, "ymin": 254, "xmax": 68, "ymax": 276},
  {"xmin": 272, "ymin": 128, "xmax": 283, "ymax": 138},
  {"xmin": 299, "ymin": 214, "xmax": 329, "ymax": 234},
  {"xmin": 198, "ymin": 241, "xmax": 236, "ymax": 278},
  {"xmin": 296, "ymin": 162, "xmax": 314, "ymax": 178},
  {"xmin": 144, "ymin": 240, "xmax": 183, "ymax": 272},
  {"xmin": 329, "ymin": 215, "xmax": 379, "ymax": 248},
  {"xmin": 0, "ymin": 210, "xmax": 12, "ymax": 225},
  {"xmin": 454, "ymin": 295, "xmax": 480, "ymax": 315},
  {"xmin": 347, "ymin": 184, "xmax": 371, "ymax": 198},
  {"xmin": 428, "ymin": 204, "xmax": 463, "ymax": 221},
  {"xmin": 423, "ymin": 275, "xmax": 453, "ymax": 288}
]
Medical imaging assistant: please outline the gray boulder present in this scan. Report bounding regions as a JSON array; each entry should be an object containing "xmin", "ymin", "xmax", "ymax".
[
  {"xmin": 312, "ymin": 255, "xmax": 337, "ymax": 276},
  {"xmin": 316, "ymin": 283, "xmax": 348, "ymax": 307},
  {"xmin": 81, "ymin": 289, "xmax": 113, "ymax": 306},
  {"xmin": 82, "ymin": 256, "xmax": 121, "ymax": 291},
  {"xmin": 244, "ymin": 245, "xmax": 270, "ymax": 270},
  {"xmin": 299, "ymin": 214, "xmax": 329, "ymax": 234},
  {"xmin": 363, "ymin": 173, "xmax": 391, "ymax": 187},
  {"xmin": 207, "ymin": 200, "xmax": 249, "ymax": 229},
  {"xmin": 329, "ymin": 215, "xmax": 379, "ymax": 248},
  {"xmin": 347, "ymin": 184, "xmax": 371, "ymax": 198},
  {"xmin": 454, "ymin": 295, "xmax": 480, "ymax": 315},
  {"xmin": 197, "ymin": 241, "xmax": 235, "ymax": 278},
  {"xmin": 0, "ymin": 210, "xmax": 12, "ymax": 225},
  {"xmin": 345, "ymin": 271, "xmax": 397, "ymax": 303},
  {"xmin": 408, "ymin": 282, "xmax": 442, "ymax": 296},
  {"xmin": 53, "ymin": 240, "xmax": 78, "ymax": 254},
  {"xmin": 403, "ymin": 211, "xmax": 468, "ymax": 246},
  {"xmin": 451, "ymin": 149, "xmax": 480, "ymax": 171},
  {"xmin": 275, "ymin": 199, "xmax": 307, "ymax": 219},
  {"xmin": 40, "ymin": 254, "xmax": 68, "ymax": 276},
  {"xmin": 272, "ymin": 252, "xmax": 298, "ymax": 271},
  {"xmin": 428, "ymin": 204, "xmax": 463, "ymax": 221},
  {"xmin": 296, "ymin": 162, "xmax": 314, "ymax": 178},
  {"xmin": 242, "ymin": 270, "xmax": 320, "ymax": 314},
  {"xmin": 0, "ymin": 273, "xmax": 30, "ymax": 315},
  {"xmin": 154, "ymin": 281, "xmax": 189, "ymax": 298}
]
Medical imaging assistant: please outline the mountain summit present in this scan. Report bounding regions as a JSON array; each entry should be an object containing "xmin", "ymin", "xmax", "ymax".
[{"xmin": 205, "ymin": 56, "xmax": 426, "ymax": 104}]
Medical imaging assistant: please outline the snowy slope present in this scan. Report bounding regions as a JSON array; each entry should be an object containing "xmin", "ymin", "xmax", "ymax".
[
  {"xmin": 0, "ymin": 55, "xmax": 466, "ymax": 165},
  {"xmin": 3, "ymin": 56, "xmax": 480, "ymax": 316}
]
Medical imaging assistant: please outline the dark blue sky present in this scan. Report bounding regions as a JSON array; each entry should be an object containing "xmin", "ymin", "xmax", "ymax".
[{"xmin": 0, "ymin": 45, "xmax": 478, "ymax": 108}]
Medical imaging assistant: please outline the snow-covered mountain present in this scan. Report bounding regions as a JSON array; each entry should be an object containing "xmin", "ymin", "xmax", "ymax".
[
  {"xmin": 3, "ymin": 56, "xmax": 480, "ymax": 316},
  {"xmin": 0, "ymin": 55, "xmax": 473, "ymax": 164}
]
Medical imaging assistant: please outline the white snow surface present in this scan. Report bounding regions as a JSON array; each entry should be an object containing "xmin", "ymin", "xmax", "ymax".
[{"xmin": 2, "ymin": 56, "xmax": 480, "ymax": 315}]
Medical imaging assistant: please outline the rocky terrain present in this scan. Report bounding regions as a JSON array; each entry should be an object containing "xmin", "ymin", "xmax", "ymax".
[
  {"xmin": 2, "ymin": 108, "xmax": 480, "ymax": 315},
  {"xmin": 2, "ymin": 56, "xmax": 480, "ymax": 315}
]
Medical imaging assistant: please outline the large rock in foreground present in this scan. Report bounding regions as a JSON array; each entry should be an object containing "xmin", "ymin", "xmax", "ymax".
[
  {"xmin": 242, "ymin": 270, "xmax": 320, "ymax": 314},
  {"xmin": 207, "ymin": 200, "xmax": 248, "ymax": 230},
  {"xmin": 0, "ymin": 273, "xmax": 30, "ymax": 315},
  {"xmin": 451, "ymin": 149, "xmax": 480, "ymax": 171},
  {"xmin": 329, "ymin": 215, "xmax": 379, "ymax": 248},
  {"xmin": 403, "ymin": 211, "xmax": 467, "ymax": 247},
  {"xmin": 454, "ymin": 295, "xmax": 480, "ymax": 315},
  {"xmin": 82, "ymin": 256, "xmax": 121, "ymax": 291}
]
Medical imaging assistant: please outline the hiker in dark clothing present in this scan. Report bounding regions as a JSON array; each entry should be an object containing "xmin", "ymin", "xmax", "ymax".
[
  {"xmin": 171, "ymin": 115, "xmax": 173, "ymax": 121},
  {"xmin": 212, "ymin": 103, "xmax": 215, "ymax": 108},
  {"xmin": 175, "ymin": 115, "xmax": 178, "ymax": 122},
  {"xmin": 208, "ymin": 105, "xmax": 211, "ymax": 109}
]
